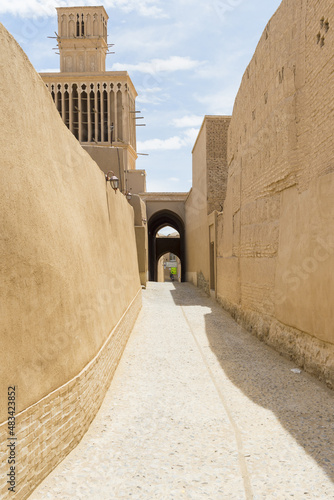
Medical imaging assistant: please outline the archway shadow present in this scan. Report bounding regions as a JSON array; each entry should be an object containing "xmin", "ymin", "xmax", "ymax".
[{"xmin": 170, "ymin": 282, "xmax": 334, "ymax": 484}]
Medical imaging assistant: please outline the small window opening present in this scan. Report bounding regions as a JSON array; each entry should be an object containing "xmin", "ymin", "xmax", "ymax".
[{"xmin": 76, "ymin": 14, "xmax": 80, "ymax": 37}]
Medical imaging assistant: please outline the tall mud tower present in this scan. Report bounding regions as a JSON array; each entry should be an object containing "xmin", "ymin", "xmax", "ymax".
[{"xmin": 40, "ymin": 6, "xmax": 146, "ymax": 193}]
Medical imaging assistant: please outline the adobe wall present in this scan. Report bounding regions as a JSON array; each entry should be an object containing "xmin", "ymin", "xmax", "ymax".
[
  {"xmin": 128, "ymin": 195, "xmax": 148, "ymax": 286},
  {"xmin": 217, "ymin": 0, "xmax": 334, "ymax": 387},
  {"xmin": 0, "ymin": 24, "xmax": 141, "ymax": 499},
  {"xmin": 82, "ymin": 146, "xmax": 145, "ymax": 194},
  {"xmin": 82, "ymin": 145, "xmax": 126, "ymax": 189},
  {"xmin": 185, "ymin": 122, "xmax": 209, "ymax": 290},
  {"xmin": 157, "ymin": 256, "xmax": 165, "ymax": 282},
  {"xmin": 206, "ymin": 117, "xmax": 230, "ymax": 215},
  {"xmin": 185, "ymin": 116, "xmax": 230, "ymax": 292},
  {"xmin": 127, "ymin": 169, "xmax": 147, "ymax": 194}
]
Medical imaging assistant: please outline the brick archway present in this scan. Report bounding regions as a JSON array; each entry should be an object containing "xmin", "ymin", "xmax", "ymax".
[{"xmin": 148, "ymin": 210, "xmax": 186, "ymax": 282}]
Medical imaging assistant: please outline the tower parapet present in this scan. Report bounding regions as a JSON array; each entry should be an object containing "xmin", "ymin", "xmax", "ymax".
[{"xmin": 56, "ymin": 6, "xmax": 108, "ymax": 73}]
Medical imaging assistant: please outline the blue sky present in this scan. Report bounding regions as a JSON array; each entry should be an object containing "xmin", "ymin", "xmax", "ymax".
[{"xmin": 0, "ymin": 0, "xmax": 282, "ymax": 192}]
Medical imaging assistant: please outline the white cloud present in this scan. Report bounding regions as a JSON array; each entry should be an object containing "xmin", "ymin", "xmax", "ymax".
[
  {"xmin": 136, "ymin": 94, "xmax": 165, "ymax": 105},
  {"xmin": 138, "ymin": 86, "xmax": 162, "ymax": 93},
  {"xmin": 112, "ymin": 56, "xmax": 202, "ymax": 74},
  {"xmin": 135, "ymin": 2, "xmax": 167, "ymax": 18},
  {"xmin": 194, "ymin": 86, "xmax": 238, "ymax": 115},
  {"xmin": 183, "ymin": 127, "xmax": 200, "ymax": 145},
  {"xmin": 0, "ymin": 0, "xmax": 167, "ymax": 18},
  {"xmin": 137, "ymin": 127, "xmax": 199, "ymax": 151},
  {"xmin": 108, "ymin": 0, "xmax": 167, "ymax": 18},
  {"xmin": 168, "ymin": 177, "xmax": 180, "ymax": 182},
  {"xmin": 39, "ymin": 68, "xmax": 60, "ymax": 73},
  {"xmin": 172, "ymin": 115, "xmax": 203, "ymax": 128},
  {"xmin": 136, "ymin": 86, "xmax": 167, "ymax": 105},
  {"xmin": 108, "ymin": 24, "xmax": 177, "ymax": 59},
  {"xmin": 137, "ymin": 136, "xmax": 185, "ymax": 151},
  {"xmin": 0, "ymin": 0, "xmax": 164, "ymax": 18},
  {"xmin": 0, "ymin": 0, "xmax": 55, "ymax": 17}
]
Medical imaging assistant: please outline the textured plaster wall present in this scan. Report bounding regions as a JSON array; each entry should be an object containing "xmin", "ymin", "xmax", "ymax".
[
  {"xmin": 127, "ymin": 169, "xmax": 147, "ymax": 194},
  {"xmin": 217, "ymin": 0, "xmax": 334, "ymax": 386},
  {"xmin": 0, "ymin": 291, "xmax": 141, "ymax": 500},
  {"xmin": 185, "ymin": 122, "xmax": 209, "ymax": 289},
  {"xmin": 82, "ymin": 146, "xmax": 145, "ymax": 194},
  {"xmin": 0, "ymin": 24, "xmax": 141, "ymax": 496},
  {"xmin": 82, "ymin": 145, "xmax": 126, "ymax": 186},
  {"xmin": 129, "ymin": 195, "xmax": 148, "ymax": 286}
]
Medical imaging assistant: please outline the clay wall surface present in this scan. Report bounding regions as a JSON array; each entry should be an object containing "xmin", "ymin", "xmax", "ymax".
[
  {"xmin": 206, "ymin": 117, "xmax": 230, "ymax": 215},
  {"xmin": 0, "ymin": 24, "xmax": 141, "ymax": 498},
  {"xmin": 142, "ymin": 193, "xmax": 187, "ymax": 223},
  {"xmin": 185, "ymin": 122, "xmax": 209, "ymax": 289},
  {"xmin": 127, "ymin": 169, "xmax": 147, "ymax": 194},
  {"xmin": 185, "ymin": 116, "xmax": 230, "ymax": 292},
  {"xmin": 217, "ymin": 0, "xmax": 334, "ymax": 386},
  {"xmin": 82, "ymin": 144, "xmax": 126, "ymax": 188},
  {"xmin": 129, "ymin": 195, "xmax": 148, "ymax": 286}
]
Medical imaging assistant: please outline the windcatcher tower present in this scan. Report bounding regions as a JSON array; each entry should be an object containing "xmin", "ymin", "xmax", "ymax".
[
  {"xmin": 40, "ymin": 6, "xmax": 146, "ymax": 192},
  {"xmin": 57, "ymin": 6, "xmax": 108, "ymax": 73}
]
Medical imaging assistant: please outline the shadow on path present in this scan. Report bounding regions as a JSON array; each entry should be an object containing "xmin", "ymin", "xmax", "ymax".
[{"xmin": 170, "ymin": 283, "xmax": 334, "ymax": 485}]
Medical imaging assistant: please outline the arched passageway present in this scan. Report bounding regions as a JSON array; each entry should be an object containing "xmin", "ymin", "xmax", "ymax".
[
  {"xmin": 157, "ymin": 252, "xmax": 182, "ymax": 283},
  {"xmin": 148, "ymin": 210, "xmax": 186, "ymax": 282}
]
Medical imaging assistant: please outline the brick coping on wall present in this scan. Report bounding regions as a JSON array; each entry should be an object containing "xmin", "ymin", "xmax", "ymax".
[{"xmin": 0, "ymin": 288, "xmax": 142, "ymax": 500}]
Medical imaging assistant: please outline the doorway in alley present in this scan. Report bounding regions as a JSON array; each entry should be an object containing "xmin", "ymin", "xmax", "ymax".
[{"xmin": 148, "ymin": 210, "xmax": 186, "ymax": 282}]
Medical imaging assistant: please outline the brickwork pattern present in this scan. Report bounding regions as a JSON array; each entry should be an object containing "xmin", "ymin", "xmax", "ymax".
[
  {"xmin": 219, "ymin": 0, "xmax": 334, "ymax": 312},
  {"xmin": 216, "ymin": 0, "xmax": 334, "ymax": 385},
  {"xmin": 0, "ymin": 291, "xmax": 141, "ymax": 500},
  {"xmin": 197, "ymin": 271, "xmax": 210, "ymax": 295},
  {"xmin": 222, "ymin": 0, "xmax": 304, "ymax": 313},
  {"xmin": 206, "ymin": 117, "xmax": 230, "ymax": 215}
]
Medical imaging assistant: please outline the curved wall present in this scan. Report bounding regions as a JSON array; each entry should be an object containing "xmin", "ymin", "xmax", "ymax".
[
  {"xmin": 218, "ymin": 0, "xmax": 334, "ymax": 385},
  {"xmin": 0, "ymin": 24, "xmax": 141, "ymax": 498}
]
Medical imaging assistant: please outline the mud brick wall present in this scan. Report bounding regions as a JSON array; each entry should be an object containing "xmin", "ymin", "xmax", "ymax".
[
  {"xmin": 206, "ymin": 117, "xmax": 230, "ymax": 215},
  {"xmin": 0, "ymin": 23, "xmax": 141, "ymax": 498},
  {"xmin": 217, "ymin": 0, "xmax": 334, "ymax": 387}
]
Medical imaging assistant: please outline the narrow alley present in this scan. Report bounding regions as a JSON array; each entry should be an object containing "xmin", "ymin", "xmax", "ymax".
[{"xmin": 29, "ymin": 283, "xmax": 334, "ymax": 500}]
